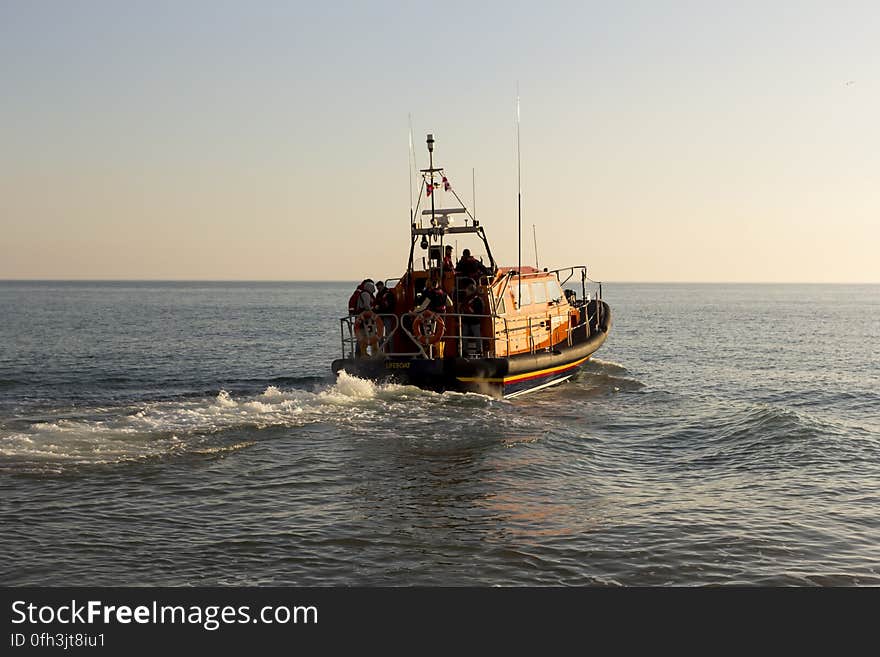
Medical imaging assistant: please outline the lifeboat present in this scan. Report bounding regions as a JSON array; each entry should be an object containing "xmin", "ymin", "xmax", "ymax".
[{"xmin": 331, "ymin": 134, "xmax": 611, "ymax": 399}]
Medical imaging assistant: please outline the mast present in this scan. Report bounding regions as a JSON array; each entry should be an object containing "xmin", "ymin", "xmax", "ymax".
[
  {"xmin": 426, "ymin": 133, "xmax": 441, "ymax": 278},
  {"xmin": 427, "ymin": 133, "xmax": 435, "ymax": 227},
  {"xmin": 409, "ymin": 133, "xmax": 497, "ymax": 277}
]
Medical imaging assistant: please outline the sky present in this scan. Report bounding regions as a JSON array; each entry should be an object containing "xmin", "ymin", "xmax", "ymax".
[{"xmin": 1, "ymin": 1, "xmax": 878, "ymax": 282}]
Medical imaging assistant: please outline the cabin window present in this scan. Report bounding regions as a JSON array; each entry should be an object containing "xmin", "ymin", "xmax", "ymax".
[
  {"xmin": 547, "ymin": 279, "xmax": 563, "ymax": 303},
  {"xmin": 513, "ymin": 282, "xmax": 531, "ymax": 308},
  {"xmin": 494, "ymin": 293, "xmax": 506, "ymax": 315},
  {"xmin": 531, "ymin": 281, "xmax": 547, "ymax": 305}
]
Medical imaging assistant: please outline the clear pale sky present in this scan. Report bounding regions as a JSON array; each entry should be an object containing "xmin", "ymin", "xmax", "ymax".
[{"xmin": 1, "ymin": 1, "xmax": 877, "ymax": 282}]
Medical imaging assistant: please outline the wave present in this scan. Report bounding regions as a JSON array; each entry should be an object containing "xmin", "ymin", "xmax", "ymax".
[
  {"xmin": 713, "ymin": 404, "xmax": 866, "ymax": 446},
  {"xmin": 585, "ymin": 358, "xmax": 630, "ymax": 375},
  {"xmin": 656, "ymin": 401, "xmax": 878, "ymax": 474},
  {"xmin": 570, "ymin": 359, "xmax": 644, "ymax": 395}
]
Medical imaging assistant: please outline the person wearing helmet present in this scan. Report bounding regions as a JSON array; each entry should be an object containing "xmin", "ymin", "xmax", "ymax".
[{"xmin": 348, "ymin": 279, "xmax": 376, "ymax": 315}]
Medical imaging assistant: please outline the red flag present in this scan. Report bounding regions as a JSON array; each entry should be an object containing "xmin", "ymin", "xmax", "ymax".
[
  {"xmin": 442, "ymin": 175, "xmax": 451, "ymax": 191},
  {"xmin": 426, "ymin": 181, "xmax": 432, "ymax": 196}
]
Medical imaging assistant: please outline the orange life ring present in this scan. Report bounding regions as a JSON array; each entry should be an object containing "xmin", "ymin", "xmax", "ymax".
[
  {"xmin": 412, "ymin": 310, "xmax": 445, "ymax": 345},
  {"xmin": 355, "ymin": 310, "xmax": 384, "ymax": 348}
]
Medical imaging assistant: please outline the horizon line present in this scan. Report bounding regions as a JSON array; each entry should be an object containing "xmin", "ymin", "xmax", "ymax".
[{"xmin": 1, "ymin": 278, "xmax": 878, "ymax": 285}]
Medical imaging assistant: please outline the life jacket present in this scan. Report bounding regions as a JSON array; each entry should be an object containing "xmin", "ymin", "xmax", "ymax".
[
  {"xmin": 355, "ymin": 290, "xmax": 375, "ymax": 313},
  {"xmin": 425, "ymin": 288, "xmax": 448, "ymax": 313},
  {"xmin": 348, "ymin": 286, "xmax": 363, "ymax": 315}
]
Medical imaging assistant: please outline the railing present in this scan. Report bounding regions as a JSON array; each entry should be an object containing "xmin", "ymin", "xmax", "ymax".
[
  {"xmin": 340, "ymin": 312, "xmax": 507, "ymax": 359},
  {"xmin": 339, "ymin": 280, "xmax": 606, "ymax": 361},
  {"xmin": 339, "ymin": 313, "xmax": 408, "ymax": 359},
  {"xmin": 544, "ymin": 265, "xmax": 603, "ymax": 305},
  {"xmin": 340, "ymin": 302, "xmax": 606, "ymax": 360}
]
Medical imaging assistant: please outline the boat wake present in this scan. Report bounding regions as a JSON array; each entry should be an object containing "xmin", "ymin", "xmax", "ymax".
[{"xmin": 0, "ymin": 372, "xmax": 496, "ymax": 474}]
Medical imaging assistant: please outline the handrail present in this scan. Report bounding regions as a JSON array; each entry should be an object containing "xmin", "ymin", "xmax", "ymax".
[
  {"xmin": 533, "ymin": 265, "xmax": 603, "ymax": 305},
  {"xmin": 339, "ymin": 313, "xmax": 404, "ymax": 359},
  {"xmin": 552, "ymin": 265, "xmax": 585, "ymax": 290},
  {"xmin": 339, "ymin": 311, "xmax": 506, "ymax": 359},
  {"xmin": 398, "ymin": 311, "xmax": 432, "ymax": 358},
  {"xmin": 338, "ymin": 299, "xmax": 604, "ymax": 361}
]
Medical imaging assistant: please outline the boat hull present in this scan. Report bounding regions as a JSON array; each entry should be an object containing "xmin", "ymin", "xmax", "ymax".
[{"xmin": 332, "ymin": 303, "xmax": 611, "ymax": 398}]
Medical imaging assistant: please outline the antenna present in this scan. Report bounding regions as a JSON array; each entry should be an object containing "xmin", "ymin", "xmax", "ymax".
[
  {"xmin": 408, "ymin": 114, "xmax": 414, "ymax": 223},
  {"xmin": 516, "ymin": 85, "xmax": 522, "ymax": 303},
  {"xmin": 472, "ymin": 168, "xmax": 476, "ymax": 225}
]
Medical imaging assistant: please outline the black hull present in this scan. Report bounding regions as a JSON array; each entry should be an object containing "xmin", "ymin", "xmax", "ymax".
[{"xmin": 332, "ymin": 302, "xmax": 611, "ymax": 398}]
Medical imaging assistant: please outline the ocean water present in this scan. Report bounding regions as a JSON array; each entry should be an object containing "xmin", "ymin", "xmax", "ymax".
[{"xmin": 1, "ymin": 281, "xmax": 878, "ymax": 586}]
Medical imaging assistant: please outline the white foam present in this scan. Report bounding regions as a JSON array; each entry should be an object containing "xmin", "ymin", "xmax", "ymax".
[
  {"xmin": 0, "ymin": 376, "xmax": 371, "ymax": 466},
  {"xmin": 0, "ymin": 387, "xmax": 314, "ymax": 467},
  {"xmin": 322, "ymin": 370, "xmax": 379, "ymax": 400},
  {"xmin": 0, "ymin": 372, "xmax": 500, "ymax": 469},
  {"xmin": 316, "ymin": 370, "xmax": 437, "ymax": 404},
  {"xmin": 215, "ymin": 390, "xmax": 237, "ymax": 408},
  {"xmin": 0, "ymin": 428, "xmax": 184, "ymax": 464}
]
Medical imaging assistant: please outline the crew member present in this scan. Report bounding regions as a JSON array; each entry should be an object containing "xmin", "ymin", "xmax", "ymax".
[
  {"xmin": 442, "ymin": 245, "xmax": 454, "ymax": 272},
  {"xmin": 414, "ymin": 277, "xmax": 452, "ymax": 357},
  {"xmin": 347, "ymin": 279, "xmax": 377, "ymax": 357},
  {"xmin": 415, "ymin": 277, "xmax": 452, "ymax": 314},
  {"xmin": 455, "ymin": 249, "xmax": 489, "ymax": 280},
  {"xmin": 352, "ymin": 279, "xmax": 376, "ymax": 314},
  {"xmin": 374, "ymin": 280, "xmax": 396, "ymax": 350},
  {"xmin": 459, "ymin": 282, "xmax": 485, "ymax": 357}
]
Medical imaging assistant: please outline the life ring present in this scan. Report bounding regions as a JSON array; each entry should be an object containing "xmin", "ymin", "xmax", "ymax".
[
  {"xmin": 412, "ymin": 310, "xmax": 445, "ymax": 345},
  {"xmin": 355, "ymin": 310, "xmax": 384, "ymax": 348}
]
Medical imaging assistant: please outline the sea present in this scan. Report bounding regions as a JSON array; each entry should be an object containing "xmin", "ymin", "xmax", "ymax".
[{"xmin": 1, "ymin": 281, "xmax": 878, "ymax": 586}]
